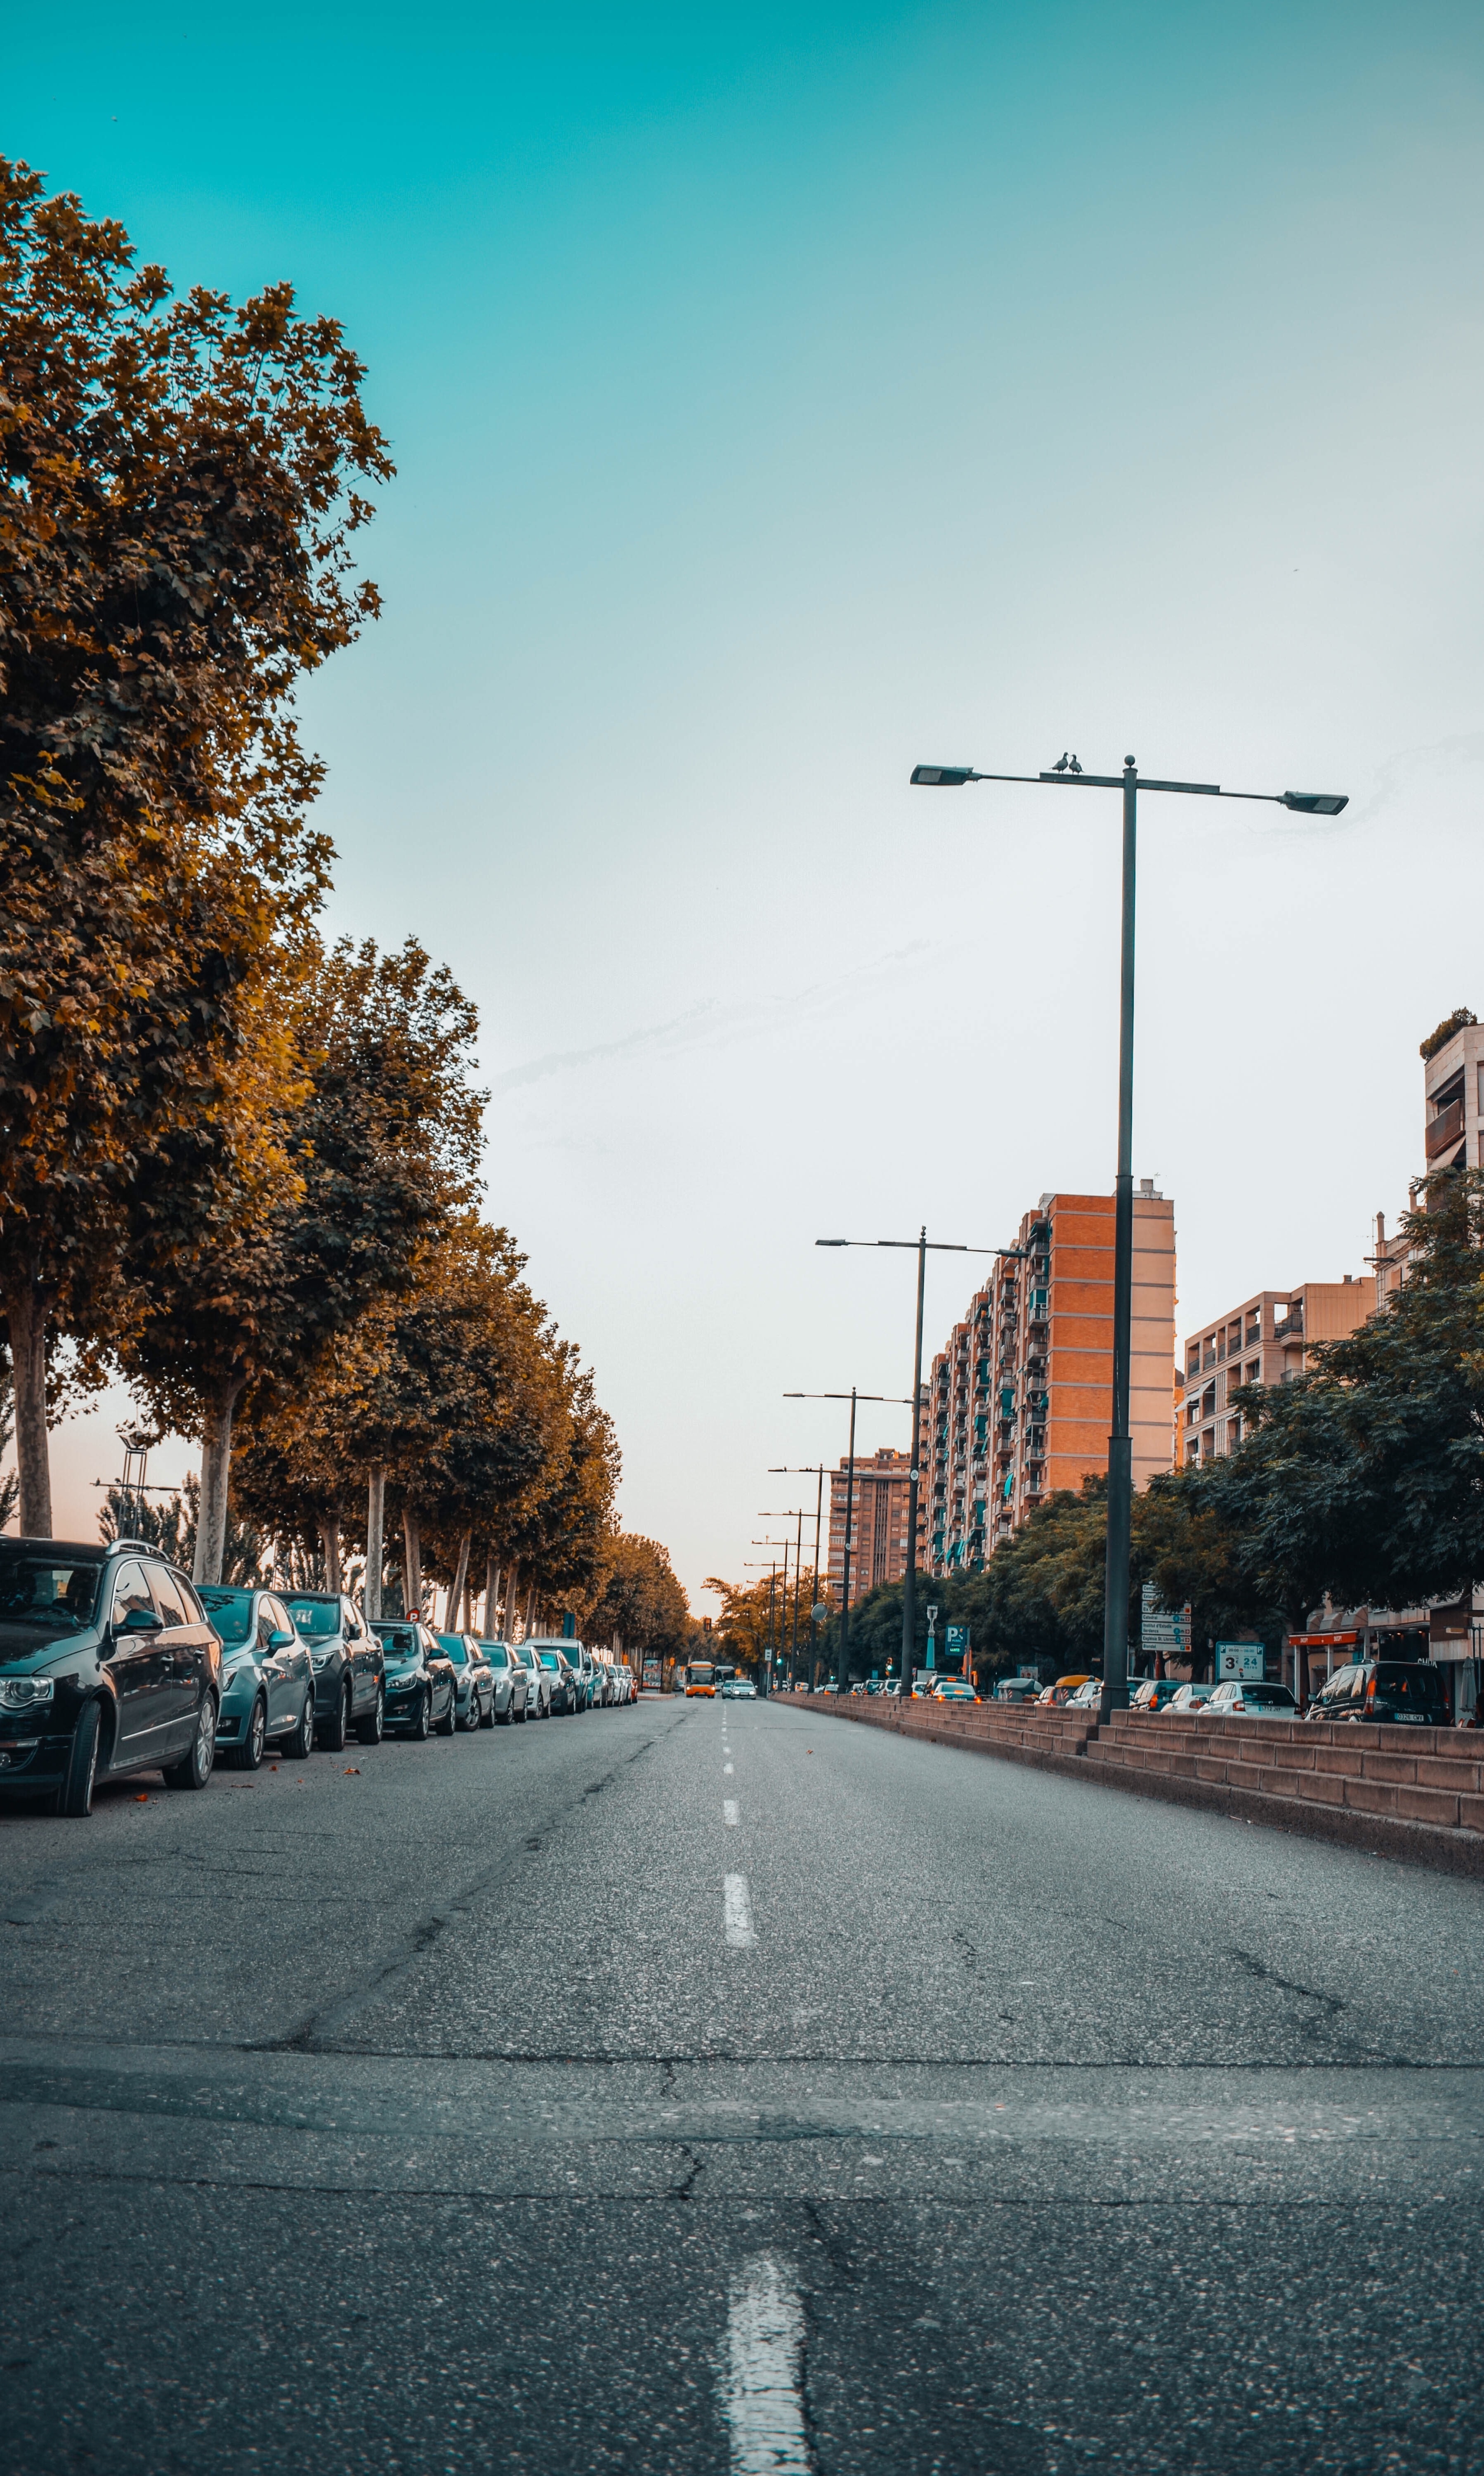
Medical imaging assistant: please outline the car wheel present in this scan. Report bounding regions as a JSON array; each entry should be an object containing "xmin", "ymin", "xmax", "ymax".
[
  {"xmin": 411, "ymin": 1688, "xmax": 431, "ymax": 1742},
  {"xmin": 482, "ymin": 1690, "xmax": 498, "ymax": 1729},
  {"xmin": 355, "ymin": 1682, "xmax": 385, "ymax": 1746},
  {"xmin": 437, "ymin": 1691, "xmax": 458, "ymax": 1737},
  {"xmin": 57, "ymin": 1699, "xmax": 102, "ymax": 1819},
  {"xmin": 230, "ymin": 1696, "xmax": 268, "ymax": 1773},
  {"xmin": 462, "ymin": 1692, "xmax": 482, "ymax": 1733},
  {"xmin": 163, "ymin": 1691, "xmax": 216, "ymax": 1791},
  {"xmin": 285, "ymin": 1692, "xmax": 315, "ymax": 1761},
  {"xmin": 319, "ymin": 1679, "xmax": 350, "ymax": 1753}
]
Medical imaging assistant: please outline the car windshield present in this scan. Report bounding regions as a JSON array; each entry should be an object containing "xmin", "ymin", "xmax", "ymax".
[
  {"xmin": 375, "ymin": 1627, "xmax": 420, "ymax": 1659},
  {"xmin": 0, "ymin": 1552, "xmax": 102, "ymax": 1637},
  {"xmin": 1245, "ymin": 1685, "xmax": 1295, "ymax": 1707},
  {"xmin": 538, "ymin": 1651, "xmax": 564, "ymax": 1670},
  {"xmin": 199, "ymin": 1588, "xmax": 256, "ymax": 1647},
  {"xmin": 484, "ymin": 1644, "xmax": 509, "ymax": 1667},
  {"xmin": 1376, "ymin": 1663, "xmax": 1446, "ymax": 1703},
  {"xmin": 438, "ymin": 1637, "xmax": 468, "ymax": 1665},
  {"xmin": 285, "ymin": 1599, "xmax": 342, "ymax": 1640}
]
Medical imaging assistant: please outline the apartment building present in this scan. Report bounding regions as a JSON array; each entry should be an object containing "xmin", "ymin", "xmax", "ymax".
[
  {"xmin": 1175, "ymin": 1278, "xmax": 1371, "ymax": 1463},
  {"xmin": 1423, "ymin": 1010, "xmax": 1484, "ymax": 1176},
  {"xmin": 922, "ymin": 1184, "xmax": 1177, "ymax": 1574},
  {"xmin": 826, "ymin": 1446, "xmax": 913, "ymax": 1603}
]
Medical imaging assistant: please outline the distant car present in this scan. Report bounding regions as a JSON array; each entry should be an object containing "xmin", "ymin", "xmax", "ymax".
[
  {"xmin": 1036, "ymin": 1675, "xmax": 1093, "ymax": 1707},
  {"xmin": 1206, "ymin": 1679, "xmax": 1298, "ymax": 1718},
  {"xmin": 479, "ymin": 1639, "xmax": 529, "ymax": 1722},
  {"xmin": 612, "ymin": 1662, "xmax": 637, "ymax": 1703},
  {"xmin": 279, "ymin": 1588, "xmax": 385, "ymax": 1750},
  {"xmin": 929, "ymin": 1677, "xmax": 980, "ymax": 1703},
  {"xmin": 373, "ymin": 1621, "xmax": 457, "ymax": 1738},
  {"xmin": 203, "ymin": 1587, "xmax": 317, "ymax": 1771},
  {"xmin": 436, "ymin": 1633, "xmax": 495, "ymax": 1730},
  {"xmin": 722, "ymin": 1677, "xmax": 757, "ymax": 1700},
  {"xmin": 1305, "ymin": 1659, "xmax": 1451, "ymax": 1727},
  {"xmin": 1063, "ymin": 1677, "xmax": 1104, "ymax": 1712},
  {"xmin": 0, "ymin": 1538, "xmax": 222, "ymax": 1816},
  {"xmin": 993, "ymin": 1678, "xmax": 1040, "ymax": 1703},
  {"xmin": 1128, "ymin": 1678, "xmax": 1184, "ymax": 1714},
  {"xmin": 1168, "ymin": 1683, "xmax": 1216, "ymax": 1713}
]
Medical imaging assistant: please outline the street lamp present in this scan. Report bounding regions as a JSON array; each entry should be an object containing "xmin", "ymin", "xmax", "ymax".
[
  {"xmin": 784, "ymin": 1389, "xmax": 915, "ymax": 1688},
  {"xmin": 911, "ymin": 754, "xmax": 1347, "ymax": 1712},
  {"xmin": 759, "ymin": 1508, "xmax": 810, "ymax": 1684},
  {"xmin": 814, "ymin": 1231, "xmax": 1028, "ymax": 1697},
  {"xmin": 769, "ymin": 1465, "xmax": 828, "ymax": 1684}
]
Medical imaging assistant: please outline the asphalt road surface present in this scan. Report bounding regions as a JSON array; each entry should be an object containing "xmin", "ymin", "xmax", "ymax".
[{"xmin": 2, "ymin": 1690, "xmax": 1482, "ymax": 2476}]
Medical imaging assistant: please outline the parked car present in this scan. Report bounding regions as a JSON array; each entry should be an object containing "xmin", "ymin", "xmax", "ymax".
[
  {"xmin": 0, "ymin": 1538, "xmax": 222, "ymax": 1817},
  {"xmin": 612, "ymin": 1662, "xmax": 637, "ymax": 1703},
  {"xmin": 373, "ymin": 1621, "xmax": 457, "ymax": 1737},
  {"xmin": 1206, "ymin": 1679, "xmax": 1298, "ymax": 1718},
  {"xmin": 1305, "ymin": 1659, "xmax": 1451, "ymax": 1727},
  {"xmin": 202, "ymin": 1588, "xmax": 317, "ymax": 1770},
  {"xmin": 479, "ymin": 1639, "xmax": 529, "ymax": 1722},
  {"xmin": 533, "ymin": 1644, "xmax": 581, "ymax": 1714},
  {"xmin": 1168, "ymin": 1683, "xmax": 1216, "ymax": 1713},
  {"xmin": 1128, "ymin": 1678, "xmax": 1184, "ymax": 1714},
  {"xmin": 436, "ymin": 1633, "xmax": 495, "ymax": 1730},
  {"xmin": 1036, "ymin": 1674, "xmax": 1093, "ymax": 1707},
  {"xmin": 511, "ymin": 1640, "xmax": 551, "ymax": 1718},
  {"xmin": 280, "ymin": 1589, "xmax": 385, "ymax": 1749},
  {"xmin": 722, "ymin": 1676, "xmax": 757, "ymax": 1700}
]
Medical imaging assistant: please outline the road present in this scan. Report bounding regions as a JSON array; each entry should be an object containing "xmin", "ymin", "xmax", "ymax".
[{"xmin": 1, "ymin": 1689, "xmax": 1481, "ymax": 2474}]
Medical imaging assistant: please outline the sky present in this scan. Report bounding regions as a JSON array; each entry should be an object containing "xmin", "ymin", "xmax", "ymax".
[{"xmin": 9, "ymin": 0, "xmax": 1484, "ymax": 1607}]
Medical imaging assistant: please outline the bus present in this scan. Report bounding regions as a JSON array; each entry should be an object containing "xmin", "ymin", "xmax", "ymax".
[{"xmin": 684, "ymin": 1660, "xmax": 716, "ymax": 1696}]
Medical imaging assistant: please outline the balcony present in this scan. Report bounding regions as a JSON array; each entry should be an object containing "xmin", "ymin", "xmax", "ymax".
[{"xmin": 1426, "ymin": 1097, "xmax": 1465, "ymax": 1160}]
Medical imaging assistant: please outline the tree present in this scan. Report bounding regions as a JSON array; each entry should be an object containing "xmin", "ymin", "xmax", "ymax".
[
  {"xmin": 124, "ymin": 937, "xmax": 482, "ymax": 1581},
  {"xmin": 705, "ymin": 1569, "xmax": 826, "ymax": 1676},
  {"xmin": 495, "ymin": 1360, "xmax": 620, "ymax": 1632},
  {"xmin": 585, "ymin": 1533, "xmax": 689, "ymax": 1661},
  {"xmin": 0, "ymin": 159, "xmax": 391, "ymax": 1531}
]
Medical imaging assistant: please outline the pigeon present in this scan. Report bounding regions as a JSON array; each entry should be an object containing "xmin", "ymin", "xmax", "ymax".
[
  {"xmin": 1068, "ymin": 755, "xmax": 1083, "ymax": 774},
  {"xmin": 1052, "ymin": 752, "xmax": 1069, "ymax": 773}
]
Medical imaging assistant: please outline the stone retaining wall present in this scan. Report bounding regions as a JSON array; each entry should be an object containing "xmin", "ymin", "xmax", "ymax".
[{"xmin": 777, "ymin": 1691, "xmax": 1484, "ymax": 1879}]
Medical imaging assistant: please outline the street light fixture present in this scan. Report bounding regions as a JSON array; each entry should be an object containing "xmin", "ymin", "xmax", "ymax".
[
  {"xmin": 784, "ymin": 1388, "xmax": 915, "ymax": 1688},
  {"xmin": 911, "ymin": 753, "xmax": 1347, "ymax": 1713},
  {"xmin": 814, "ymin": 1231, "xmax": 1028, "ymax": 1699},
  {"xmin": 769, "ymin": 1466, "xmax": 828, "ymax": 1684}
]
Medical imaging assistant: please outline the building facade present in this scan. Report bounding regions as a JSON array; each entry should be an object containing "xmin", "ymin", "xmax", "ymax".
[
  {"xmin": 921, "ymin": 1184, "xmax": 1177, "ymax": 1575},
  {"xmin": 1175, "ymin": 1277, "xmax": 1372, "ymax": 1465},
  {"xmin": 826, "ymin": 1446, "xmax": 913, "ymax": 1604}
]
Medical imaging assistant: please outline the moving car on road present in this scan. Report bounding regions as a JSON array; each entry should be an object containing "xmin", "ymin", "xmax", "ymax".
[
  {"xmin": 373, "ymin": 1621, "xmax": 457, "ymax": 1738},
  {"xmin": 1063, "ymin": 1678, "xmax": 1104, "ymax": 1712},
  {"xmin": 1168, "ymin": 1683, "xmax": 1216, "ymax": 1713},
  {"xmin": 928, "ymin": 1677, "xmax": 981, "ymax": 1703},
  {"xmin": 1305, "ymin": 1659, "xmax": 1451, "ymax": 1727},
  {"xmin": 1206, "ymin": 1679, "xmax": 1298, "ymax": 1718},
  {"xmin": 0, "ymin": 1538, "xmax": 221, "ymax": 1817},
  {"xmin": 1036, "ymin": 1674, "xmax": 1093, "ymax": 1706},
  {"xmin": 721, "ymin": 1676, "xmax": 756, "ymax": 1700},
  {"xmin": 204, "ymin": 1588, "xmax": 317, "ymax": 1771},
  {"xmin": 280, "ymin": 1589, "xmax": 384, "ymax": 1750},
  {"xmin": 1128, "ymin": 1679, "xmax": 1183, "ymax": 1714}
]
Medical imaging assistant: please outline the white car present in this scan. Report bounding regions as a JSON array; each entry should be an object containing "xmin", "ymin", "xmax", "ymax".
[
  {"xmin": 1206, "ymin": 1678, "xmax": 1297, "ymax": 1718},
  {"xmin": 721, "ymin": 1677, "xmax": 756, "ymax": 1700}
]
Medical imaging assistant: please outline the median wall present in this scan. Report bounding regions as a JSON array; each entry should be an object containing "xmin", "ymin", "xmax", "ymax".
[{"xmin": 778, "ymin": 1692, "xmax": 1484, "ymax": 1879}]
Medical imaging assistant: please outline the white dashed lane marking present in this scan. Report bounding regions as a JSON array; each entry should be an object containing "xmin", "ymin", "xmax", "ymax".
[
  {"xmin": 724, "ymin": 1762, "xmax": 734, "ymax": 1775},
  {"xmin": 724, "ymin": 1874, "xmax": 756, "ymax": 1948},
  {"xmin": 720, "ymin": 2254, "xmax": 809, "ymax": 2473},
  {"xmin": 724, "ymin": 1799, "xmax": 739, "ymax": 1826}
]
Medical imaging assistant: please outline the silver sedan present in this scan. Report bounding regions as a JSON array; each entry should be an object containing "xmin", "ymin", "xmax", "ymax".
[{"xmin": 478, "ymin": 1639, "xmax": 529, "ymax": 1723}]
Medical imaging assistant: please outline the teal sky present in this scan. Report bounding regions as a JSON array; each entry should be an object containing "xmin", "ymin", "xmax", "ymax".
[{"xmin": 16, "ymin": 2, "xmax": 1484, "ymax": 1602}]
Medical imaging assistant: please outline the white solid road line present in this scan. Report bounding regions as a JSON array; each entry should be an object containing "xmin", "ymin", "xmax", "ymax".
[
  {"xmin": 724, "ymin": 1799, "xmax": 739, "ymax": 1826},
  {"xmin": 724, "ymin": 1873, "xmax": 756, "ymax": 1947},
  {"xmin": 724, "ymin": 1761, "xmax": 734, "ymax": 1774},
  {"xmin": 720, "ymin": 2254, "xmax": 809, "ymax": 2475}
]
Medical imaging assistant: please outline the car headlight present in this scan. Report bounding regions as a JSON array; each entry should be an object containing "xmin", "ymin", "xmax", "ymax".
[
  {"xmin": 310, "ymin": 1654, "xmax": 329, "ymax": 1670},
  {"xmin": 0, "ymin": 1676, "xmax": 55, "ymax": 1708}
]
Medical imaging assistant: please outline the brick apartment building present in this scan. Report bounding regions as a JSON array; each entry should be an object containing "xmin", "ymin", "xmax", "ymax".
[
  {"xmin": 1174, "ymin": 1278, "xmax": 1372, "ymax": 1464},
  {"xmin": 826, "ymin": 1446, "xmax": 913, "ymax": 1604},
  {"xmin": 921, "ymin": 1185, "xmax": 1177, "ymax": 1575}
]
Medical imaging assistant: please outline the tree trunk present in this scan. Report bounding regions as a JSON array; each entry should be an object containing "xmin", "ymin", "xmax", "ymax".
[
  {"xmin": 444, "ymin": 1531, "xmax": 472, "ymax": 1632},
  {"xmin": 5, "ymin": 1269, "xmax": 54, "ymax": 1537},
  {"xmin": 503, "ymin": 1562, "xmax": 520, "ymax": 1639},
  {"xmin": 485, "ymin": 1555, "xmax": 502, "ymax": 1638},
  {"xmin": 320, "ymin": 1515, "xmax": 342, "ymax": 1595},
  {"xmin": 402, "ymin": 1510, "xmax": 422, "ymax": 1620},
  {"xmin": 523, "ymin": 1581, "xmax": 536, "ymax": 1640},
  {"xmin": 193, "ymin": 1373, "xmax": 246, "ymax": 1587},
  {"xmin": 364, "ymin": 1468, "xmax": 385, "ymax": 1620}
]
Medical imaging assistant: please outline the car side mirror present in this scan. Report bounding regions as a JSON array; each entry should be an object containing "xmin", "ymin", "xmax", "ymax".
[
  {"xmin": 114, "ymin": 1604, "xmax": 163, "ymax": 1637},
  {"xmin": 268, "ymin": 1629, "xmax": 294, "ymax": 1650}
]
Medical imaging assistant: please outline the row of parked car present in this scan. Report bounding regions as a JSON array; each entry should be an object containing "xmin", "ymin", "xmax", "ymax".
[
  {"xmin": 993, "ymin": 1660, "xmax": 1458, "ymax": 1726},
  {"xmin": 0, "ymin": 1536, "xmax": 637, "ymax": 1819}
]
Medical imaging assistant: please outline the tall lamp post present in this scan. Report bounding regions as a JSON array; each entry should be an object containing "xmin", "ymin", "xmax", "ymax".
[
  {"xmin": 749, "ymin": 1537, "xmax": 794, "ymax": 1693},
  {"xmin": 784, "ymin": 1389, "xmax": 915, "ymax": 1688},
  {"xmin": 769, "ymin": 1465, "xmax": 827, "ymax": 1684},
  {"xmin": 815, "ymin": 1230, "xmax": 1028, "ymax": 1694},
  {"xmin": 911, "ymin": 754, "xmax": 1347, "ymax": 1711},
  {"xmin": 759, "ymin": 1508, "xmax": 809, "ymax": 1685}
]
